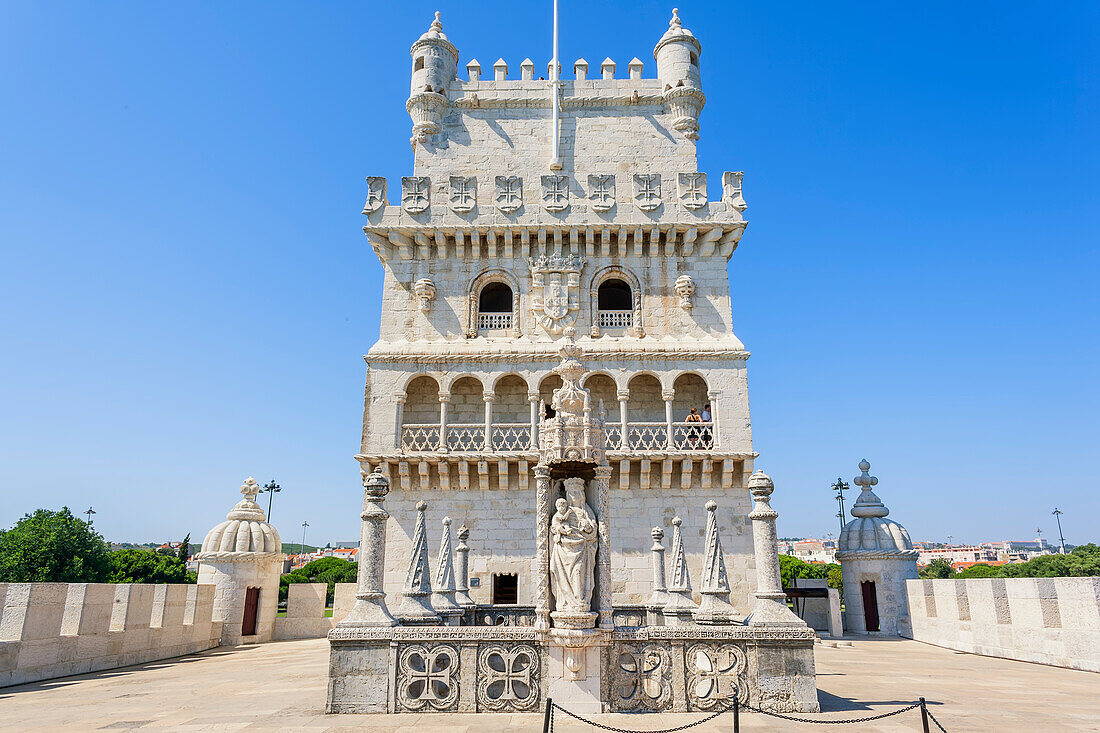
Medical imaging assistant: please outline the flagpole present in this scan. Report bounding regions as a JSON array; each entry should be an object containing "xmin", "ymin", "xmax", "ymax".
[{"xmin": 550, "ymin": 0, "xmax": 562, "ymax": 170}]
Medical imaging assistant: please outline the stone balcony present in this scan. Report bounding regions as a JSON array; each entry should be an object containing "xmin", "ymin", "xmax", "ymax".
[{"xmin": 399, "ymin": 421, "xmax": 715, "ymax": 453}]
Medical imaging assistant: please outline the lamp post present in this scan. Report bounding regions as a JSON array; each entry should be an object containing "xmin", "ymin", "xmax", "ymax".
[
  {"xmin": 831, "ymin": 478, "xmax": 850, "ymax": 534},
  {"xmin": 301, "ymin": 521, "xmax": 310, "ymax": 553},
  {"xmin": 1052, "ymin": 508, "xmax": 1067, "ymax": 554},
  {"xmin": 262, "ymin": 479, "xmax": 281, "ymax": 521},
  {"xmin": 1035, "ymin": 527, "xmax": 1044, "ymax": 551},
  {"xmin": 84, "ymin": 507, "xmax": 96, "ymax": 525}
]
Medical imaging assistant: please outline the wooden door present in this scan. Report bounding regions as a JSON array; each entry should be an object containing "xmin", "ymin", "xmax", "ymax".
[
  {"xmin": 242, "ymin": 587, "xmax": 260, "ymax": 636},
  {"xmin": 860, "ymin": 580, "xmax": 879, "ymax": 632}
]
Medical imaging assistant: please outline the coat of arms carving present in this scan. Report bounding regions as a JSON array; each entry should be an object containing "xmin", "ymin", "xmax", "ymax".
[
  {"xmin": 588, "ymin": 174, "xmax": 615, "ymax": 212},
  {"xmin": 678, "ymin": 172, "xmax": 707, "ymax": 210},
  {"xmin": 530, "ymin": 256, "xmax": 585, "ymax": 335},
  {"xmin": 449, "ymin": 176, "xmax": 476, "ymax": 213},
  {"xmin": 633, "ymin": 173, "xmax": 662, "ymax": 212},
  {"xmin": 362, "ymin": 177, "xmax": 387, "ymax": 214},
  {"xmin": 541, "ymin": 175, "xmax": 569, "ymax": 212},
  {"xmin": 722, "ymin": 171, "xmax": 747, "ymax": 212},
  {"xmin": 401, "ymin": 176, "xmax": 430, "ymax": 214},
  {"xmin": 495, "ymin": 175, "xmax": 523, "ymax": 213}
]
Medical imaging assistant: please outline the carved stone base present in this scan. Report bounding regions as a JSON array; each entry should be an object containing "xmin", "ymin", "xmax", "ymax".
[
  {"xmin": 337, "ymin": 595, "xmax": 397, "ymax": 627},
  {"xmin": 693, "ymin": 594, "xmax": 742, "ymax": 626},
  {"xmin": 745, "ymin": 595, "xmax": 807, "ymax": 627},
  {"xmin": 551, "ymin": 610, "xmax": 598, "ymax": 630}
]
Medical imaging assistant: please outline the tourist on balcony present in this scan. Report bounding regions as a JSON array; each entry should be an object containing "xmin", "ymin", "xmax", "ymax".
[
  {"xmin": 685, "ymin": 407, "xmax": 703, "ymax": 449},
  {"xmin": 702, "ymin": 403, "xmax": 713, "ymax": 449}
]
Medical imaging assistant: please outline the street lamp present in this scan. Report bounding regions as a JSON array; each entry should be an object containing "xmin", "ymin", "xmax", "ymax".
[
  {"xmin": 84, "ymin": 507, "xmax": 96, "ymax": 525},
  {"xmin": 301, "ymin": 521, "xmax": 310, "ymax": 553},
  {"xmin": 262, "ymin": 479, "xmax": 281, "ymax": 521},
  {"xmin": 831, "ymin": 478, "xmax": 850, "ymax": 534},
  {"xmin": 1052, "ymin": 508, "xmax": 1067, "ymax": 554}
]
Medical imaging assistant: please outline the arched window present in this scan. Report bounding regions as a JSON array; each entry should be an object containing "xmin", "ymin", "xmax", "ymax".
[
  {"xmin": 478, "ymin": 282, "xmax": 514, "ymax": 330},
  {"xmin": 597, "ymin": 278, "xmax": 633, "ymax": 328}
]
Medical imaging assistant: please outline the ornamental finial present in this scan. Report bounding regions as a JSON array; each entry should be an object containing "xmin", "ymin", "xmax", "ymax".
[
  {"xmin": 670, "ymin": 8, "xmax": 681, "ymax": 29},
  {"xmin": 240, "ymin": 476, "xmax": 260, "ymax": 502},
  {"xmin": 853, "ymin": 459, "xmax": 878, "ymax": 490},
  {"xmin": 431, "ymin": 11, "xmax": 442, "ymax": 32}
]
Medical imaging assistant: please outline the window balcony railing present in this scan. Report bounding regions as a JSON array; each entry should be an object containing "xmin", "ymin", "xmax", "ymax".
[
  {"xmin": 671, "ymin": 421, "xmax": 714, "ymax": 450},
  {"xmin": 627, "ymin": 422, "xmax": 667, "ymax": 450},
  {"xmin": 478, "ymin": 312, "xmax": 513, "ymax": 330},
  {"xmin": 492, "ymin": 423, "xmax": 532, "ymax": 451},
  {"xmin": 401, "ymin": 424, "xmax": 441, "ymax": 451},
  {"xmin": 604, "ymin": 424, "xmax": 624, "ymax": 450},
  {"xmin": 446, "ymin": 424, "xmax": 483, "ymax": 452},
  {"xmin": 598, "ymin": 310, "xmax": 633, "ymax": 328}
]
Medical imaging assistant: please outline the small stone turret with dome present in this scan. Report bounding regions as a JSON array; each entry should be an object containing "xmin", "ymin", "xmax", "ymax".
[
  {"xmin": 835, "ymin": 460, "xmax": 919, "ymax": 636},
  {"xmin": 196, "ymin": 477, "xmax": 286, "ymax": 645}
]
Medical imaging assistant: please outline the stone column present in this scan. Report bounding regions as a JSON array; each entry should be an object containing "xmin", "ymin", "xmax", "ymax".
[
  {"xmin": 617, "ymin": 390, "xmax": 630, "ymax": 450},
  {"xmin": 707, "ymin": 390, "xmax": 719, "ymax": 449},
  {"xmin": 528, "ymin": 392, "xmax": 540, "ymax": 449},
  {"xmin": 594, "ymin": 464, "xmax": 614, "ymax": 630},
  {"xmin": 454, "ymin": 524, "xmax": 475, "ymax": 609},
  {"xmin": 745, "ymin": 470, "xmax": 805, "ymax": 627},
  {"xmin": 662, "ymin": 389, "xmax": 675, "ymax": 449},
  {"xmin": 438, "ymin": 392, "xmax": 450, "ymax": 452},
  {"xmin": 340, "ymin": 468, "xmax": 397, "ymax": 626},
  {"xmin": 646, "ymin": 526, "xmax": 668, "ymax": 626},
  {"xmin": 394, "ymin": 395, "xmax": 406, "ymax": 450},
  {"xmin": 482, "ymin": 392, "xmax": 494, "ymax": 450},
  {"xmin": 534, "ymin": 463, "xmax": 552, "ymax": 630}
]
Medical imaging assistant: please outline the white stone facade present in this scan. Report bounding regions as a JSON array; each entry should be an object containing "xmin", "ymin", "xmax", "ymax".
[{"xmin": 360, "ymin": 10, "xmax": 757, "ymax": 615}]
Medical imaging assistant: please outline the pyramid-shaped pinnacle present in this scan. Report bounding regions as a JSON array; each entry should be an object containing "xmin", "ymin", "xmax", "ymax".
[
  {"xmin": 694, "ymin": 500, "xmax": 740, "ymax": 624},
  {"xmin": 662, "ymin": 516, "xmax": 697, "ymax": 624},
  {"xmin": 393, "ymin": 500, "xmax": 440, "ymax": 624}
]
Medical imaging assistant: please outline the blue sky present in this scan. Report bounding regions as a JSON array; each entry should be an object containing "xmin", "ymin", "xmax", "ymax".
[{"xmin": 1, "ymin": 2, "xmax": 1097, "ymax": 548}]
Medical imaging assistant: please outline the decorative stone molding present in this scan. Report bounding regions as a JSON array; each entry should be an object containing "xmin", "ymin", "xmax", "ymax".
[
  {"xmin": 406, "ymin": 91, "xmax": 447, "ymax": 145},
  {"xmin": 664, "ymin": 86, "xmax": 705, "ymax": 140},
  {"xmin": 678, "ymin": 172, "xmax": 707, "ymax": 210},
  {"xmin": 588, "ymin": 174, "xmax": 615, "ymax": 212},
  {"xmin": 495, "ymin": 175, "xmax": 523, "ymax": 213},
  {"xmin": 530, "ymin": 255, "xmax": 583, "ymax": 334},
  {"xmin": 685, "ymin": 643, "xmax": 749, "ymax": 711},
  {"xmin": 722, "ymin": 171, "xmax": 747, "ymax": 211},
  {"xmin": 449, "ymin": 175, "xmax": 476, "ymax": 213},
  {"xmin": 395, "ymin": 643, "xmax": 460, "ymax": 711},
  {"xmin": 633, "ymin": 173, "xmax": 662, "ymax": 212},
  {"xmin": 541, "ymin": 175, "xmax": 569, "ymax": 213},
  {"xmin": 366, "ymin": 348, "xmax": 749, "ymax": 365},
  {"xmin": 609, "ymin": 643, "xmax": 673, "ymax": 711},
  {"xmin": 362, "ymin": 177, "xmax": 387, "ymax": 214},
  {"xmin": 476, "ymin": 644, "xmax": 541, "ymax": 711},
  {"xmin": 413, "ymin": 278, "xmax": 436, "ymax": 312},
  {"xmin": 674, "ymin": 274, "xmax": 696, "ymax": 309},
  {"xmin": 401, "ymin": 176, "xmax": 430, "ymax": 214}
]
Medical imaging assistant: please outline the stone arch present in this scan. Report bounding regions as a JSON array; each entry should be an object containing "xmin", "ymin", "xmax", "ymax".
[
  {"xmin": 448, "ymin": 375, "xmax": 484, "ymax": 424},
  {"xmin": 672, "ymin": 372, "xmax": 709, "ymax": 422},
  {"xmin": 589, "ymin": 265, "xmax": 643, "ymax": 337},
  {"xmin": 627, "ymin": 373, "xmax": 664, "ymax": 423},
  {"xmin": 493, "ymin": 373, "xmax": 530, "ymax": 424},
  {"xmin": 582, "ymin": 373, "xmax": 618, "ymax": 419},
  {"xmin": 403, "ymin": 375, "xmax": 441, "ymax": 424},
  {"xmin": 468, "ymin": 268, "xmax": 521, "ymax": 338},
  {"xmin": 538, "ymin": 373, "xmax": 564, "ymax": 417}
]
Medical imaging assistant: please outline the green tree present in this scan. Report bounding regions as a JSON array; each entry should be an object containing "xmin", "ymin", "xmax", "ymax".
[
  {"xmin": 109, "ymin": 548, "xmax": 196, "ymax": 584},
  {"xmin": 826, "ymin": 564, "xmax": 843, "ymax": 591},
  {"xmin": 778, "ymin": 554, "xmax": 829, "ymax": 588},
  {"xmin": 176, "ymin": 533, "xmax": 190, "ymax": 561},
  {"xmin": 919, "ymin": 558, "xmax": 955, "ymax": 579},
  {"xmin": 955, "ymin": 563, "xmax": 1003, "ymax": 579},
  {"xmin": 0, "ymin": 508, "xmax": 112, "ymax": 582},
  {"xmin": 280, "ymin": 557, "xmax": 358, "ymax": 604}
]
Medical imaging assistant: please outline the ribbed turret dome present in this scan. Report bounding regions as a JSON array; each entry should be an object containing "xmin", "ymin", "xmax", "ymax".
[
  {"xmin": 837, "ymin": 460, "xmax": 916, "ymax": 555},
  {"xmin": 196, "ymin": 477, "xmax": 282, "ymax": 558}
]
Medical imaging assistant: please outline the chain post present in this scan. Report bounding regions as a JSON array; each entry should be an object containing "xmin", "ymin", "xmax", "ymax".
[
  {"xmin": 733, "ymin": 692, "xmax": 740, "ymax": 733},
  {"xmin": 543, "ymin": 697, "xmax": 553, "ymax": 733},
  {"xmin": 920, "ymin": 697, "xmax": 930, "ymax": 733}
]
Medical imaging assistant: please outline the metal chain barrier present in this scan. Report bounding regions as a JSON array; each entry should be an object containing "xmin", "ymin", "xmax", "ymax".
[{"xmin": 543, "ymin": 695, "xmax": 948, "ymax": 732}]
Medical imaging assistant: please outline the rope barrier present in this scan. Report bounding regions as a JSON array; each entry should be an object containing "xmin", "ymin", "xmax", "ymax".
[{"xmin": 542, "ymin": 695, "xmax": 948, "ymax": 732}]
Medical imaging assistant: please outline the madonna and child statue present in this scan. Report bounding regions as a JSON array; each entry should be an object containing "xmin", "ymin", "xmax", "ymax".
[{"xmin": 549, "ymin": 477, "xmax": 599, "ymax": 628}]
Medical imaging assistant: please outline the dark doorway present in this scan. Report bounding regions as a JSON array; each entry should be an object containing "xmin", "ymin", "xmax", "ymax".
[
  {"xmin": 860, "ymin": 580, "xmax": 880, "ymax": 632},
  {"xmin": 242, "ymin": 587, "xmax": 260, "ymax": 636},
  {"xmin": 492, "ymin": 573, "xmax": 518, "ymax": 604}
]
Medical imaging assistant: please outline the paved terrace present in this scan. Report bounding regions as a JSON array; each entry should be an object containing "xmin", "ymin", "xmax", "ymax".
[{"xmin": 0, "ymin": 637, "xmax": 1096, "ymax": 732}]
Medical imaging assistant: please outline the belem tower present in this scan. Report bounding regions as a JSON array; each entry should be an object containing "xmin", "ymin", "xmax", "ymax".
[{"xmin": 326, "ymin": 9, "xmax": 819, "ymax": 715}]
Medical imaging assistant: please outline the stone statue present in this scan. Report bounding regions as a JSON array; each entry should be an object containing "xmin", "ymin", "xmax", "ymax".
[{"xmin": 549, "ymin": 478, "xmax": 598, "ymax": 614}]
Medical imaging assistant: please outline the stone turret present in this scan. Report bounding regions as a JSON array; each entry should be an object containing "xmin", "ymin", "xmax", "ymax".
[
  {"xmin": 654, "ymin": 9, "xmax": 705, "ymax": 140},
  {"xmin": 408, "ymin": 11, "xmax": 459, "ymax": 145},
  {"xmin": 195, "ymin": 477, "xmax": 285, "ymax": 645},
  {"xmin": 836, "ymin": 460, "xmax": 919, "ymax": 636}
]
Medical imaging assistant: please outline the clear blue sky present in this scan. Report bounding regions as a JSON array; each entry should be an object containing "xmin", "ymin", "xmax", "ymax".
[{"xmin": 2, "ymin": 2, "xmax": 1097, "ymax": 548}]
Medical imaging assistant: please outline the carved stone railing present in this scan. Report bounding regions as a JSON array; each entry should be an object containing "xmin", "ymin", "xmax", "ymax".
[
  {"xmin": 477, "ymin": 312, "xmax": 513, "ymax": 330},
  {"xmin": 470, "ymin": 605, "xmax": 538, "ymax": 627},
  {"xmin": 401, "ymin": 424, "xmax": 441, "ymax": 451},
  {"xmin": 598, "ymin": 309, "xmax": 633, "ymax": 328},
  {"xmin": 628, "ymin": 422, "xmax": 667, "ymax": 450},
  {"xmin": 446, "ymin": 424, "xmax": 483, "ymax": 451},
  {"xmin": 604, "ymin": 424, "xmax": 624, "ymax": 449},
  {"xmin": 491, "ymin": 423, "xmax": 531, "ymax": 451},
  {"xmin": 671, "ymin": 421, "xmax": 714, "ymax": 450}
]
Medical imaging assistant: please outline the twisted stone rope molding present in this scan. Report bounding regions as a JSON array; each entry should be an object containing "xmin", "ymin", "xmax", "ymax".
[
  {"xmin": 191, "ymin": 551, "xmax": 285, "ymax": 562},
  {"xmin": 834, "ymin": 549, "xmax": 921, "ymax": 561},
  {"xmin": 455, "ymin": 93, "xmax": 666, "ymax": 109},
  {"xmin": 365, "ymin": 349, "xmax": 750, "ymax": 364}
]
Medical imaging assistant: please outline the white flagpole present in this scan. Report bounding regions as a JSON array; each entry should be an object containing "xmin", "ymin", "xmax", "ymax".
[{"xmin": 550, "ymin": 0, "xmax": 562, "ymax": 170}]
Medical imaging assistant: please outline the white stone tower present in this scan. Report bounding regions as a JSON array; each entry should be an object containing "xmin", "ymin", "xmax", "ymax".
[
  {"xmin": 195, "ymin": 477, "xmax": 285, "ymax": 645},
  {"xmin": 835, "ymin": 460, "xmax": 919, "ymax": 636},
  {"xmin": 359, "ymin": 9, "xmax": 756, "ymax": 613}
]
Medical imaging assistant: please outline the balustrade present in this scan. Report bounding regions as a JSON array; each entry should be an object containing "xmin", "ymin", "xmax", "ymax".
[
  {"xmin": 672, "ymin": 420, "xmax": 714, "ymax": 450},
  {"xmin": 477, "ymin": 312, "xmax": 512, "ymax": 330},
  {"xmin": 446, "ymin": 424, "xmax": 483, "ymax": 451},
  {"xmin": 400, "ymin": 421, "xmax": 715, "ymax": 453},
  {"xmin": 401, "ymin": 424, "xmax": 441, "ymax": 451},
  {"xmin": 627, "ymin": 422, "xmax": 667, "ymax": 450},
  {"xmin": 492, "ymin": 423, "xmax": 532, "ymax": 451},
  {"xmin": 597, "ymin": 309, "xmax": 633, "ymax": 328}
]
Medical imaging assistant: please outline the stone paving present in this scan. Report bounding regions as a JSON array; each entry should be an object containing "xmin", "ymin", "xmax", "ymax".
[{"xmin": 0, "ymin": 637, "xmax": 1097, "ymax": 732}]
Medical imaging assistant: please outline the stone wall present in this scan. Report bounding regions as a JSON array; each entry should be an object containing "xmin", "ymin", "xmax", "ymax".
[
  {"xmin": 905, "ymin": 577, "xmax": 1100, "ymax": 672},
  {"xmin": 0, "ymin": 583, "xmax": 222, "ymax": 688},
  {"xmin": 382, "ymin": 484, "xmax": 757, "ymax": 609},
  {"xmin": 272, "ymin": 582, "xmax": 357, "ymax": 641}
]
